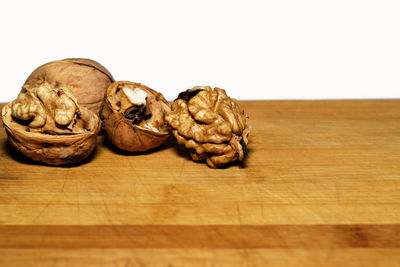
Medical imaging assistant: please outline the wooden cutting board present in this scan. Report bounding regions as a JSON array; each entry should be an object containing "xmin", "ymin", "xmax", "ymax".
[{"xmin": 0, "ymin": 100, "xmax": 399, "ymax": 266}]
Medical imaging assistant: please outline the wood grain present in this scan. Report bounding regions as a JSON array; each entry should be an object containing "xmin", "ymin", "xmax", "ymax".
[
  {"xmin": 1, "ymin": 225, "xmax": 399, "ymax": 248},
  {"xmin": 1, "ymin": 100, "xmax": 400, "ymax": 266}
]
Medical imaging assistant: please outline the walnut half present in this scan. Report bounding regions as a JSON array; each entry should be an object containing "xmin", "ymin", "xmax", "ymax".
[
  {"xmin": 101, "ymin": 81, "xmax": 171, "ymax": 152},
  {"xmin": 1, "ymin": 82, "xmax": 101, "ymax": 165},
  {"xmin": 166, "ymin": 86, "xmax": 250, "ymax": 168}
]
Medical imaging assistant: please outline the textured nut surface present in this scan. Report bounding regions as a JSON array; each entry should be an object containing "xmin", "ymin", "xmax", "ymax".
[
  {"xmin": 165, "ymin": 86, "xmax": 250, "ymax": 168},
  {"xmin": 1, "ymin": 83, "xmax": 101, "ymax": 165},
  {"xmin": 23, "ymin": 58, "xmax": 114, "ymax": 115},
  {"xmin": 11, "ymin": 83, "xmax": 84, "ymax": 134},
  {"xmin": 101, "ymin": 81, "xmax": 171, "ymax": 152}
]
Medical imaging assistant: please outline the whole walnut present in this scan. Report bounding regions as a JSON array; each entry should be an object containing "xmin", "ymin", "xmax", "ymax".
[
  {"xmin": 165, "ymin": 86, "xmax": 250, "ymax": 168},
  {"xmin": 1, "ymin": 82, "xmax": 101, "ymax": 165},
  {"xmin": 101, "ymin": 81, "xmax": 171, "ymax": 152},
  {"xmin": 23, "ymin": 58, "xmax": 114, "ymax": 115}
]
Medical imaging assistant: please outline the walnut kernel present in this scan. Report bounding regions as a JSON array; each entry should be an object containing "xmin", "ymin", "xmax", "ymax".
[{"xmin": 166, "ymin": 86, "xmax": 250, "ymax": 168}]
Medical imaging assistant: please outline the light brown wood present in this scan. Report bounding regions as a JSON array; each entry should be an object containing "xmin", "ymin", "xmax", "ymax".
[{"xmin": 1, "ymin": 100, "xmax": 400, "ymax": 266}]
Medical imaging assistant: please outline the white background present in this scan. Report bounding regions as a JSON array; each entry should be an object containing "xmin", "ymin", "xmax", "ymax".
[{"xmin": 1, "ymin": 0, "xmax": 399, "ymax": 102}]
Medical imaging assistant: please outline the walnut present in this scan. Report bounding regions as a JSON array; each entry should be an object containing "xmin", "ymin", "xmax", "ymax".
[
  {"xmin": 101, "ymin": 81, "xmax": 171, "ymax": 152},
  {"xmin": 165, "ymin": 86, "xmax": 250, "ymax": 168},
  {"xmin": 1, "ymin": 82, "xmax": 101, "ymax": 165},
  {"xmin": 23, "ymin": 58, "xmax": 114, "ymax": 115}
]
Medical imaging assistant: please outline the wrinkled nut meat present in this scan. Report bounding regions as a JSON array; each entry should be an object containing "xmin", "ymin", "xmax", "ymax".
[
  {"xmin": 1, "ymin": 82, "xmax": 101, "ymax": 165},
  {"xmin": 165, "ymin": 86, "xmax": 250, "ymax": 168},
  {"xmin": 101, "ymin": 81, "xmax": 171, "ymax": 151},
  {"xmin": 23, "ymin": 58, "xmax": 114, "ymax": 115}
]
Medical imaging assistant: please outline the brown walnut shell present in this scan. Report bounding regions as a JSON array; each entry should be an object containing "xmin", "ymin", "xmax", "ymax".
[
  {"xmin": 23, "ymin": 58, "xmax": 114, "ymax": 115},
  {"xmin": 1, "ymin": 86, "xmax": 101, "ymax": 165},
  {"xmin": 101, "ymin": 81, "xmax": 171, "ymax": 152},
  {"xmin": 165, "ymin": 86, "xmax": 250, "ymax": 168}
]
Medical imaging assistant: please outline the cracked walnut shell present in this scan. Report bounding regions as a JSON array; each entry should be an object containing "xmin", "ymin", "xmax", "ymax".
[
  {"xmin": 1, "ymin": 82, "xmax": 101, "ymax": 165},
  {"xmin": 23, "ymin": 58, "xmax": 114, "ymax": 115},
  {"xmin": 101, "ymin": 81, "xmax": 171, "ymax": 152},
  {"xmin": 165, "ymin": 86, "xmax": 250, "ymax": 168}
]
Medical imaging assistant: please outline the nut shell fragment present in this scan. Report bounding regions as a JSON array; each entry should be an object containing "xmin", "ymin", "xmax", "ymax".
[
  {"xmin": 166, "ymin": 86, "xmax": 250, "ymax": 168},
  {"xmin": 101, "ymin": 81, "xmax": 171, "ymax": 152},
  {"xmin": 1, "ymin": 84, "xmax": 101, "ymax": 165},
  {"xmin": 23, "ymin": 58, "xmax": 114, "ymax": 115}
]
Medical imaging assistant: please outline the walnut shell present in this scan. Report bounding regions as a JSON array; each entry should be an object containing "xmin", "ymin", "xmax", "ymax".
[
  {"xmin": 101, "ymin": 81, "xmax": 171, "ymax": 152},
  {"xmin": 165, "ymin": 86, "xmax": 250, "ymax": 168},
  {"xmin": 1, "ymin": 83, "xmax": 101, "ymax": 165},
  {"xmin": 23, "ymin": 58, "xmax": 114, "ymax": 115}
]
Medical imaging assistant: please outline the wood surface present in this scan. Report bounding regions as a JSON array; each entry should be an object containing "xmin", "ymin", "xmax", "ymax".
[{"xmin": 0, "ymin": 100, "xmax": 399, "ymax": 266}]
